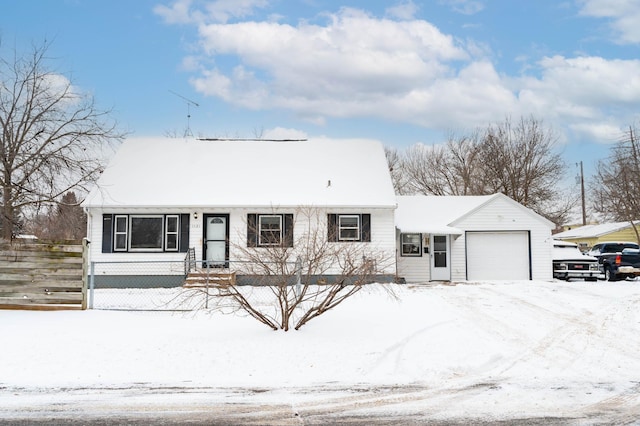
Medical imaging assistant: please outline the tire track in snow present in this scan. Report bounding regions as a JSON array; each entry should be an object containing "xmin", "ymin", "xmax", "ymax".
[{"xmin": 576, "ymin": 382, "xmax": 640, "ymax": 425}]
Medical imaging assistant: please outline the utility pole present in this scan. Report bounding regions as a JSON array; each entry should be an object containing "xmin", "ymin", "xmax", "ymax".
[{"xmin": 579, "ymin": 161, "xmax": 586, "ymax": 226}]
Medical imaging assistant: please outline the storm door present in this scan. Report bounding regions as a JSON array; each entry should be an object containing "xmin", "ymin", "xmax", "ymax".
[
  {"xmin": 204, "ymin": 214, "xmax": 229, "ymax": 267},
  {"xmin": 430, "ymin": 234, "xmax": 451, "ymax": 281}
]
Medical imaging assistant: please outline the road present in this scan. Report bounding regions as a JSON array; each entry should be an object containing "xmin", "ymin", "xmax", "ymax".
[{"xmin": 2, "ymin": 383, "xmax": 637, "ymax": 425}]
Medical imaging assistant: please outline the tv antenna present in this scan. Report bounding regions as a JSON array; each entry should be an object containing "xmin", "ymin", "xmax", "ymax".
[{"xmin": 169, "ymin": 90, "xmax": 200, "ymax": 137}]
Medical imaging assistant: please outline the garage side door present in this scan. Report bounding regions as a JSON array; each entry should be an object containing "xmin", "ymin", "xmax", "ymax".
[{"xmin": 466, "ymin": 231, "xmax": 530, "ymax": 280}]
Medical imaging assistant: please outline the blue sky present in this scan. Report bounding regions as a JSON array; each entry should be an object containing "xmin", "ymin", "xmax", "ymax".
[{"xmin": 2, "ymin": 0, "xmax": 640, "ymax": 178}]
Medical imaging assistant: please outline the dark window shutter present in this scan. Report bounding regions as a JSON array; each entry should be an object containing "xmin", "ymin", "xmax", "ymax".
[
  {"xmin": 284, "ymin": 214, "xmax": 294, "ymax": 247},
  {"xmin": 247, "ymin": 214, "xmax": 257, "ymax": 247},
  {"xmin": 327, "ymin": 214, "xmax": 338, "ymax": 242},
  {"xmin": 179, "ymin": 214, "xmax": 190, "ymax": 252},
  {"xmin": 102, "ymin": 214, "xmax": 114, "ymax": 253},
  {"xmin": 361, "ymin": 214, "xmax": 371, "ymax": 242}
]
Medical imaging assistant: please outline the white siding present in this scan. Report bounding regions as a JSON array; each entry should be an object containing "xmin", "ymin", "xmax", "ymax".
[
  {"xmin": 86, "ymin": 208, "xmax": 193, "ymax": 276},
  {"xmin": 396, "ymin": 233, "xmax": 430, "ymax": 282},
  {"xmin": 87, "ymin": 206, "xmax": 396, "ymax": 277},
  {"xmin": 451, "ymin": 196, "xmax": 553, "ymax": 281}
]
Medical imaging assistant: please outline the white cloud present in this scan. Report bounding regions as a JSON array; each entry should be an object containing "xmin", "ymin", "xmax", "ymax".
[
  {"xmin": 190, "ymin": 68, "xmax": 232, "ymax": 98},
  {"xmin": 192, "ymin": 8, "xmax": 470, "ymax": 119},
  {"xmin": 578, "ymin": 0, "xmax": 640, "ymax": 44},
  {"xmin": 569, "ymin": 121, "xmax": 626, "ymax": 143},
  {"xmin": 385, "ymin": 1, "xmax": 419, "ymax": 20},
  {"xmin": 154, "ymin": 0, "xmax": 268, "ymax": 24},
  {"xmin": 154, "ymin": 0, "xmax": 199, "ymax": 24},
  {"xmin": 203, "ymin": 0, "xmax": 269, "ymax": 23},
  {"xmin": 439, "ymin": 0, "xmax": 485, "ymax": 15},
  {"xmin": 164, "ymin": 3, "xmax": 640, "ymax": 145},
  {"xmin": 511, "ymin": 54, "xmax": 640, "ymax": 143}
]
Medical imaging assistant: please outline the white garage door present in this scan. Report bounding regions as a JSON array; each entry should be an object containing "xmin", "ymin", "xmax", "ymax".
[{"xmin": 466, "ymin": 231, "xmax": 530, "ymax": 280}]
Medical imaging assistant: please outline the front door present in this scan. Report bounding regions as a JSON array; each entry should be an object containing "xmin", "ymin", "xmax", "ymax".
[
  {"xmin": 430, "ymin": 234, "xmax": 450, "ymax": 281},
  {"xmin": 204, "ymin": 214, "xmax": 229, "ymax": 267}
]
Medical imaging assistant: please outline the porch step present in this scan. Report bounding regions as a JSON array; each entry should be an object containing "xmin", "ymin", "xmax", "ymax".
[{"xmin": 183, "ymin": 270, "xmax": 236, "ymax": 288}]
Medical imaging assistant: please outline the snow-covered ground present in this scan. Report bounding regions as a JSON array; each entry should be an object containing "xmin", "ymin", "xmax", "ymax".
[{"xmin": 1, "ymin": 280, "xmax": 639, "ymax": 424}]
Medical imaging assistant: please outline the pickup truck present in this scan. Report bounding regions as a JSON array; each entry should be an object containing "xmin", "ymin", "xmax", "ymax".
[
  {"xmin": 587, "ymin": 242, "xmax": 640, "ymax": 281},
  {"xmin": 586, "ymin": 241, "xmax": 639, "ymax": 258},
  {"xmin": 552, "ymin": 240, "xmax": 600, "ymax": 281}
]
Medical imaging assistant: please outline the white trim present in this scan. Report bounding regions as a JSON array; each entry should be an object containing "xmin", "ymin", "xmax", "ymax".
[
  {"xmin": 113, "ymin": 215, "xmax": 128, "ymax": 252},
  {"xmin": 165, "ymin": 215, "xmax": 179, "ymax": 252},
  {"xmin": 338, "ymin": 214, "xmax": 360, "ymax": 241},
  {"xmin": 258, "ymin": 214, "xmax": 283, "ymax": 246},
  {"xmin": 400, "ymin": 233, "xmax": 422, "ymax": 257}
]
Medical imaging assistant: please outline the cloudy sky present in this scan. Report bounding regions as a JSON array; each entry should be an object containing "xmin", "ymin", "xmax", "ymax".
[{"xmin": 3, "ymin": 0, "xmax": 640, "ymax": 175}]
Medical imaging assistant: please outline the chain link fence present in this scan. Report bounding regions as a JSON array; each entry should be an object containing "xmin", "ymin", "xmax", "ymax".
[{"xmin": 88, "ymin": 257, "xmax": 301, "ymax": 311}]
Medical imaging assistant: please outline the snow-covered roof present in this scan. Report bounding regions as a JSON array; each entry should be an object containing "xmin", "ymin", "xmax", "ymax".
[
  {"xmin": 395, "ymin": 192, "xmax": 554, "ymax": 234},
  {"xmin": 83, "ymin": 137, "xmax": 397, "ymax": 209},
  {"xmin": 395, "ymin": 194, "xmax": 497, "ymax": 234},
  {"xmin": 553, "ymin": 221, "xmax": 638, "ymax": 239}
]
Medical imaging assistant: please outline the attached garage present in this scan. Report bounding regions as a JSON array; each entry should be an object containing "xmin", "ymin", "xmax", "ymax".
[
  {"xmin": 466, "ymin": 231, "xmax": 530, "ymax": 280},
  {"xmin": 395, "ymin": 193, "xmax": 554, "ymax": 283}
]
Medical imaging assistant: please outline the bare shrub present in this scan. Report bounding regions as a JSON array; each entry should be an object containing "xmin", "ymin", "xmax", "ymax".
[{"xmin": 190, "ymin": 208, "xmax": 394, "ymax": 331}]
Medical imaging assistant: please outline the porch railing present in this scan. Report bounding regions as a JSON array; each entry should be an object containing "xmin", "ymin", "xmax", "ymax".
[{"xmin": 184, "ymin": 247, "xmax": 196, "ymax": 275}]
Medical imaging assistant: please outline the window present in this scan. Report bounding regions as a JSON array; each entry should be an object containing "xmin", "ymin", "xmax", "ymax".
[
  {"xmin": 259, "ymin": 215, "xmax": 282, "ymax": 246},
  {"xmin": 401, "ymin": 233, "xmax": 422, "ymax": 256},
  {"xmin": 338, "ymin": 215, "xmax": 360, "ymax": 241},
  {"xmin": 114, "ymin": 215, "xmax": 128, "ymax": 252},
  {"xmin": 247, "ymin": 214, "xmax": 294, "ymax": 248},
  {"xmin": 129, "ymin": 216, "xmax": 164, "ymax": 251},
  {"xmin": 327, "ymin": 214, "xmax": 371, "ymax": 242},
  {"xmin": 165, "ymin": 215, "xmax": 179, "ymax": 251},
  {"xmin": 102, "ymin": 214, "xmax": 190, "ymax": 253}
]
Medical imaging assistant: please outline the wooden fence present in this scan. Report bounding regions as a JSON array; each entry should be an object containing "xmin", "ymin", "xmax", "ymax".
[{"xmin": 0, "ymin": 239, "xmax": 86, "ymax": 310}]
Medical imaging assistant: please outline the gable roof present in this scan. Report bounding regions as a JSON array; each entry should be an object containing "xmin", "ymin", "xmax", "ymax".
[
  {"xmin": 395, "ymin": 193, "xmax": 554, "ymax": 234},
  {"xmin": 553, "ymin": 221, "xmax": 638, "ymax": 239},
  {"xmin": 395, "ymin": 194, "xmax": 496, "ymax": 234},
  {"xmin": 83, "ymin": 137, "xmax": 397, "ymax": 209}
]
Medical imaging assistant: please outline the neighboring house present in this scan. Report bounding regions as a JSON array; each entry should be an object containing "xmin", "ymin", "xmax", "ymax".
[
  {"xmin": 395, "ymin": 194, "xmax": 554, "ymax": 282},
  {"xmin": 82, "ymin": 137, "xmax": 398, "ymax": 287},
  {"xmin": 552, "ymin": 221, "xmax": 640, "ymax": 251}
]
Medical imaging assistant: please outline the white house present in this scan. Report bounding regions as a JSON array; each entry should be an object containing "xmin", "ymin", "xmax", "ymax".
[
  {"xmin": 395, "ymin": 194, "xmax": 554, "ymax": 282},
  {"xmin": 82, "ymin": 137, "xmax": 398, "ymax": 286},
  {"xmin": 83, "ymin": 137, "xmax": 555, "ymax": 286}
]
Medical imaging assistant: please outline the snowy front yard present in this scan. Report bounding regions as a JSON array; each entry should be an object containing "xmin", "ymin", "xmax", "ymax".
[{"xmin": 1, "ymin": 280, "xmax": 639, "ymax": 424}]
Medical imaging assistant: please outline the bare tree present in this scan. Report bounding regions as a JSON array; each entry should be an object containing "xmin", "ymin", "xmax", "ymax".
[
  {"xmin": 402, "ymin": 131, "xmax": 484, "ymax": 196},
  {"xmin": 394, "ymin": 116, "xmax": 570, "ymax": 224},
  {"xmin": 384, "ymin": 146, "xmax": 408, "ymax": 195},
  {"xmin": 187, "ymin": 208, "xmax": 394, "ymax": 331},
  {"xmin": 479, "ymin": 117, "xmax": 561, "ymax": 205},
  {"xmin": 28, "ymin": 191, "xmax": 86, "ymax": 240},
  {"xmin": 590, "ymin": 125, "xmax": 640, "ymax": 240},
  {"xmin": 0, "ymin": 40, "xmax": 123, "ymax": 239},
  {"xmin": 478, "ymin": 116, "xmax": 571, "ymax": 223}
]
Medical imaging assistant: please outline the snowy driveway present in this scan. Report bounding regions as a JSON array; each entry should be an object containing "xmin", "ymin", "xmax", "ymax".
[{"xmin": 1, "ymin": 280, "xmax": 639, "ymax": 424}]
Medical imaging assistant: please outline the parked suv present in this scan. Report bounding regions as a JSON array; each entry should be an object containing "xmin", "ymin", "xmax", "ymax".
[{"xmin": 553, "ymin": 240, "xmax": 600, "ymax": 281}]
